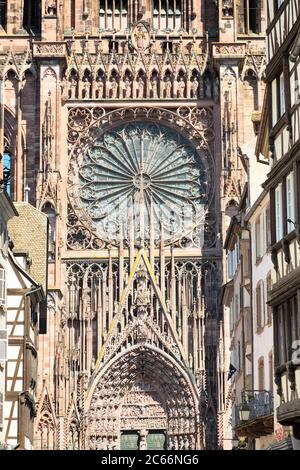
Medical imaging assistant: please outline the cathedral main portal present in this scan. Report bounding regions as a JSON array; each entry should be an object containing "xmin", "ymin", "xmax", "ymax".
[{"xmin": 85, "ymin": 345, "xmax": 199, "ymax": 450}]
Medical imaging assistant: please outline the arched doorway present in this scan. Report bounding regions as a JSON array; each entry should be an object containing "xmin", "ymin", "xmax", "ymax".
[{"xmin": 85, "ymin": 344, "xmax": 200, "ymax": 450}]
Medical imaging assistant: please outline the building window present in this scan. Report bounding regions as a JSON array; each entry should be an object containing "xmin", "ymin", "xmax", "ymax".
[
  {"xmin": 247, "ymin": 0, "xmax": 261, "ymax": 34},
  {"xmin": 237, "ymin": 0, "xmax": 261, "ymax": 34},
  {"xmin": 71, "ymin": 0, "xmax": 76, "ymax": 29},
  {"xmin": 258, "ymin": 356, "xmax": 264, "ymax": 390},
  {"xmin": 153, "ymin": 0, "xmax": 183, "ymax": 31},
  {"xmin": 273, "ymin": 172, "xmax": 297, "ymax": 244},
  {"xmin": 227, "ymin": 239, "xmax": 240, "ymax": 280},
  {"xmin": 0, "ymin": 265, "xmax": 5, "ymax": 305},
  {"xmin": 266, "ymin": 204, "xmax": 271, "ymax": 249},
  {"xmin": 271, "ymin": 72, "xmax": 286, "ymax": 127},
  {"xmin": 274, "ymin": 295, "xmax": 299, "ymax": 366},
  {"xmin": 286, "ymin": 171, "xmax": 296, "ymax": 233},
  {"xmin": 289, "ymin": 56, "xmax": 300, "ymax": 108},
  {"xmin": 255, "ymin": 210, "xmax": 268, "ymax": 260},
  {"xmin": 99, "ymin": 0, "xmax": 128, "ymax": 31},
  {"xmin": 275, "ymin": 183, "xmax": 283, "ymax": 242},
  {"xmin": 3, "ymin": 151, "xmax": 11, "ymax": 196},
  {"xmin": 23, "ymin": 0, "xmax": 41, "ymax": 33},
  {"xmin": 0, "ymin": 0, "xmax": 6, "ymax": 29}
]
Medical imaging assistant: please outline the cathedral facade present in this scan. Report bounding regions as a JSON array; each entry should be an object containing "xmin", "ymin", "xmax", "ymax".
[{"xmin": 0, "ymin": 1, "xmax": 265, "ymax": 450}]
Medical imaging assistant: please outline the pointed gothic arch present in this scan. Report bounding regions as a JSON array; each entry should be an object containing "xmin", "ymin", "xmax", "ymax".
[
  {"xmin": 34, "ymin": 383, "xmax": 57, "ymax": 450},
  {"xmin": 85, "ymin": 343, "xmax": 201, "ymax": 450}
]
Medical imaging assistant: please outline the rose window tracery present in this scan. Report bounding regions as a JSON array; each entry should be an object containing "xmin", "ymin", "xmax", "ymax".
[{"xmin": 69, "ymin": 122, "xmax": 210, "ymax": 247}]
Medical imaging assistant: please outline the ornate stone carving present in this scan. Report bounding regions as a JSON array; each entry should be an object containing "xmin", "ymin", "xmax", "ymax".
[
  {"xmin": 67, "ymin": 107, "xmax": 214, "ymax": 250},
  {"xmin": 33, "ymin": 42, "xmax": 66, "ymax": 57},
  {"xmin": 85, "ymin": 345, "xmax": 200, "ymax": 450},
  {"xmin": 62, "ymin": 36, "xmax": 209, "ymax": 101},
  {"xmin": 131, "ymin": 21, "xmax": 151, "ymax": 53}
]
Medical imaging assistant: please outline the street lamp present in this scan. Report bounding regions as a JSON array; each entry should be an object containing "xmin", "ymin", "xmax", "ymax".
[{"xmin": 239, "ymin": 403, "xmax": 251, "ymax": 422}]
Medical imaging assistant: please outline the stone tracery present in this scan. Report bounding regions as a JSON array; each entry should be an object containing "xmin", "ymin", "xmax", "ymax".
[{"xmin": 66, "ymin": 106, "xmax": 215, "ymax": 251}]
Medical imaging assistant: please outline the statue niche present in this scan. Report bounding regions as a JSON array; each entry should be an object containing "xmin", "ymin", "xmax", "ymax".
[
  {"xmin": 176, "ymin": 73, "xmax": 186, "ymax": 99},
  {"xmin": 136, "ymin": 72, "xmax": 145, "ymax": 99},
  {"xmin": 95, "ymin": 71, "xmax": 105, "ymax": 99},
  {"xmin": 163, "ymin": 72, "xmax": 172, "ymax": 99},
  {"xmin": 68, "ymin": 70, "xmax": 78, "ymax": 99},
  {"xmin": 123, "ymin": 71, "xmax": 133, "ymax": 99},
  {"xmin": 81, "ymin": 70, "xmax": 92, "ymax": 99},
  {"xmin": 150, "ymin": 72, "xmax": 159, "ymax": 99},
  {"xmin": 109, "ymin": 73, "xmax": 119, "ymax": 99}
]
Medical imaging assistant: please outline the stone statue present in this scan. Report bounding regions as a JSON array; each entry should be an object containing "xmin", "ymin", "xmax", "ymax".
[
  {"xmin": 205, "ymin": 75, "xmax": 212, "ymax": 99},
  {"xmin": 177, "ymin": 76, "xmax": 186, "ymax": 98},
  {"xmin": 151, "ymin": 75, "xmax": 158, "ymax": 98},
  {"xmin": 191, "ymin": 77, "xmax": 199, "ymax": 99},
  {"xmin": 96, "ymin": 75, "xmax": 104, "ymax": 99},
  {"xmin": 82, "ymin": 76, "xmax": 91, "ymax": 99},
  {"xmin": 124, "ymin": 76, "xmax": 132, "ymax": 98},
  {"xmin": 139, "ymin": 431, "xmax": 147, "ymax": 450},
  {"xmin": 134, "ymin": 269, "xmax": 150, "ymax": 310},
  {"xmin": 110, "ymin": 77, "xmax": 118, "ymax": 99},
  {"xmin": 89, "ymin": 435, "xmax": 96, "ymax": 450},
  {"xmin": 164, "ymin": 76, "xmax": 172, "ymax": 98},
  {"xmin": 213, "ymin": 76, "xmax": 220, "ymax": 101},
  {"xmin": 183, "ymin": 436, "xmax": 189, "ymax": 450},
  {"xmin": 188, "ymin": 435, "xmax": 195, "ymax": 449},
  {"xmin": 137, "ymin": 76, "xmax": 145, "ymax": 99},
  {"xmin": 69, "ymin": 76, "xmax": 77, "ymax": 99}
]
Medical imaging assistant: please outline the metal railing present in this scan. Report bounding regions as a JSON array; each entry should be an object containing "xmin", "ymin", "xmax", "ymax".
[{"xmin": 233, "ymin": 390, "xmax": 274, "ymax": 427}]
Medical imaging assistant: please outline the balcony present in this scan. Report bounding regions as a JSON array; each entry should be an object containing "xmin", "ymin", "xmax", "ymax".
[
  {"xmin": 233, "ymin": 390, "xmax": 274, "ymax": 438},
  {"xmin": 276, "ymin": 362, "xmax": 300, "ymax": 426}
]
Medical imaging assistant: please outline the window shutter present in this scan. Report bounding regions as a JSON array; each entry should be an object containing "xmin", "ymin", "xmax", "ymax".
[
  {"xmin": 0, "ymin": 329, "xmax": 7, "ymax": 361},
  {"xmin": 279, "ymin": 73, "xmax": 286, "ymax": 117},
  {"xmin": 275, "ymin": 184, "xmax": 283, "ymax": 241},
  {"xmin": 256, "ymin": 283, "xmax": 262, "ymax": 330},
  {"xmin": 287, "ymin": 172, "xmax": 295, "ymax": 233}
]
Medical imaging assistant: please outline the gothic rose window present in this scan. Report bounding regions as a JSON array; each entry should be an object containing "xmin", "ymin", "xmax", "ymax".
[{"xmin": 69, "ymin": 122, "xmax": 209, "ymax": 247}]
